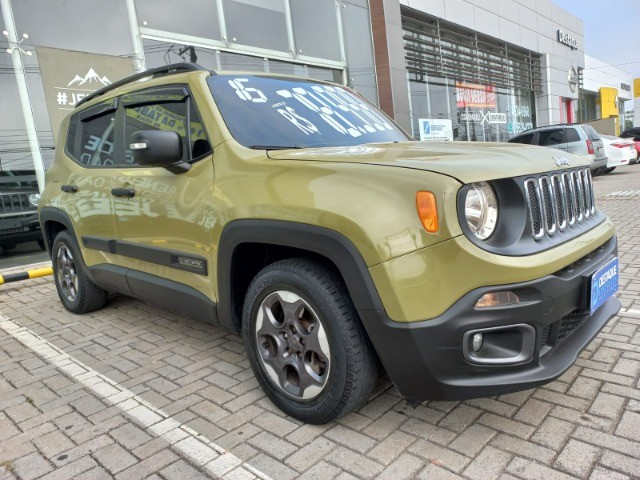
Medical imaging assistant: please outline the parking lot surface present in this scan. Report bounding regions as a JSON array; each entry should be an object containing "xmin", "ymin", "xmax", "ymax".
[{"xmin": 1, "ymin": 166, "xmax": 639, "ymax": 480}]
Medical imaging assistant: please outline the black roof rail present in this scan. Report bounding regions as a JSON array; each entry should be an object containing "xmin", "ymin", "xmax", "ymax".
[{"xmin": 76, "ymin": 63, "xmax": 208, "ymax": 108}]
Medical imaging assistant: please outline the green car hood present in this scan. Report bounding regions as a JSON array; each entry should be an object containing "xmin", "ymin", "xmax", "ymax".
[{"xmin": 267, "ymin": 141, "xmax": 590, "ymax": 184}]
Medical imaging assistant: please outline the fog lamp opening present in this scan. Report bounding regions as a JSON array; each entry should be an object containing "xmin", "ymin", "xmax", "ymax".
[{"xmin": 475, "ymin": 291, "xmax": 519, "ymax": 308}]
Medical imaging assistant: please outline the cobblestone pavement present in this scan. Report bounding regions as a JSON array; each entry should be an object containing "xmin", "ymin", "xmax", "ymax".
[{"xmin": 1, "ymin": 165, "xmax": 640, "ymax": 480}]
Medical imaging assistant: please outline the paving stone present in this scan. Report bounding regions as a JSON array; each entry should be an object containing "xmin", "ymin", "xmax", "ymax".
[
  {"xmin": 589, "ymin": 465, "xmax": 630, "ymax": 480},
  {"xmin": 92, "ymin": 442, "xmax": 139, "ymax": 474},
  {"xmin": 324, "ymin": 425, "xmax": 376, "ymax": 453},
  {"xmin": 514, "ymin": 398, "xmax": 553, "ymax": 426},
  {"xmin": 463, "ymin": 446, "xmax": 511, "ymax": 480},
  {"xmin": 251, "ymin": 411, "xmax": 299, "ymax": 436},
  {"xmin": 615, "ymin": 411, "xmax": 640, "ymax": 442},
  {"xmin": 108, "ymin": 423, "xmax": 153, "ymax": 450},
  {"xmin": 114, "ymin": 449, "xmax": 179, "ymax": 480},
  {"xmin": 490, "ymin": 434, "xmax": 556, "ymax": 464},
  {"xmin": 38, "ymin": 456, "xmax": 97, "ymax": 480},
  {"xmin": 407, "ymin": 438, "xmax": 470, "ymax": 473},
  {"xmin": 506, "ymin": 457, "xmax": 578, "ymax": 480},
  {"xmin": 367, "ymin": 430, "xmax": 416, "ymax": 466},
  {"xmin": 362, "ymin": 410, "xmax": 406, "ymax": 440},
  {"xmin": 554, "ymin": 439, "xmax": 601, "ymax": 477},
  {"xmin": 376, "ymin": 453, "xmax": 423, "ymax": 480},
  {"xmin": 531, "ymin": 416, "xmax": 575, "ymax": 450},
  {"xmin": 326, "ymin": 446, "xmax": 383, "ymax": 479},
  {"xmin": 418, "ymin": 463, "xmax": 466, "ymax": 480},
  {"xmin": 599, "ymin": 451, "xmax": 640, "ymax": 478},
  {"xmin": 438, "ymin": 404, "xmax": 482, "ymax": 433},
  {"xmin": 449, "ymin": 424, "xmax": 497, "ymax": 457},
  {"xmin": 247, "ymin": 431, "xmax": 297, "ymax": 461},
  {"xmin": 248, "ymin": 453, "xmax": 298, "ymax": 480},
  {"xmin": 285, "ymin": 437, "xmax": 337, "ymax": 472},
  {"xmin": 296, "ymin": 460, "xmax": 341, "ymax": 480},
  {"xmin": 589, "ymin": 392, "xmax": 626, "ymax": 420},
  {"xmin": 11, "ymin": 452, "xmax": 54, "ymax": 480},
  {"xmin": 34, "ymin": 430, "xmax": 75, "ymax": 459}
]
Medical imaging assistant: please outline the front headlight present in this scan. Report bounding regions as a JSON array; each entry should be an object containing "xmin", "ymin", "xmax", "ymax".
[
  {"xmin": 464, "ymin": 182, "xmax": 498, "ymax": 240},
  {"xmin": 28, "ymin": 193, "xmax": 40, "ymax": 207}
]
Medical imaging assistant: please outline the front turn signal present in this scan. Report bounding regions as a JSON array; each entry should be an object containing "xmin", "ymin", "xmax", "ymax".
[{"xmin": 416, "ymin": 191, "xmax": 438, "ymax": 233}]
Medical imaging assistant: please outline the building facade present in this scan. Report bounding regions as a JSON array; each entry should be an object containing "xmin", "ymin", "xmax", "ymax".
[
  {"xmin": 0, "ymin": 0, "xmax": 638, "ymax": 179},
  {"xmin": 371, "ymin": 0, "xmax": 587, "ymax": 141}
]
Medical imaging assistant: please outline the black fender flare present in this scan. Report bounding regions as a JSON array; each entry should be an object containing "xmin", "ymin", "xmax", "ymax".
[
  {"xmin": 216, "ymin": 220, "xmax": 385, "ymax": 331},
  {"xmin": 39, "ymin": 207, "xmax": 80, "ymax": 257}
]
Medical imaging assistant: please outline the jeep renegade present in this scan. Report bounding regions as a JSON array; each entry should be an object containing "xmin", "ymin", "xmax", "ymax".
[{"xmin": 39, "ymin": 64, "xmax": 620, "ymax": 424}]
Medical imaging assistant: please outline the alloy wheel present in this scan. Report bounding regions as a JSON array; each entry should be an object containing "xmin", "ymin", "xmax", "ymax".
[{"xmin": 56, "ymin": 244, "xmax": 79, "ymax": 302}]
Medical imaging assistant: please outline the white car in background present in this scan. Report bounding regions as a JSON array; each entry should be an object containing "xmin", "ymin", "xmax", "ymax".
[{"xmin": 601, "ymin": 134, "xmax": 636, "ymax": 173}]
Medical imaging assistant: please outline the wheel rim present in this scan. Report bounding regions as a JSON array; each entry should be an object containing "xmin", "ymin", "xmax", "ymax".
[
  {"xmin": 255, "ymin": 290, "xmax": 331, "ymax": 400},
  {"xmin": 56, "ymin": 244, "xmax": 79, "ymax": 302}
]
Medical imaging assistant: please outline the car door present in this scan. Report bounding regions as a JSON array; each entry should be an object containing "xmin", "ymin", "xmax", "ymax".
[
  {"xmin": 110, "ymin": 86, "xmax": 216, "ymax": 305},
  {"xmin": 60, "ymin": 99, "xmax": 120, "ymax": 272}
]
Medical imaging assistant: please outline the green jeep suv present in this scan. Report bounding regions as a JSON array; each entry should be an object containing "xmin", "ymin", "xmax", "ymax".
[{"xmin": 39, "ymin": 64, "xmax": 620, "ymax": 424}]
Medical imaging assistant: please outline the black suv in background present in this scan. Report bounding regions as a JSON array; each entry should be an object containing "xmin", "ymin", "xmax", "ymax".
[{"xmin": 0, "ymin": 171, "xmax": 44, "ymax": 251}]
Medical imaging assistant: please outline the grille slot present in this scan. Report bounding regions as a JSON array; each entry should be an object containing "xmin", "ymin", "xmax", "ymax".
[
  {"xmin": 557, "ymin": 309, "xmax": 589, "ymax": 343},
  {"xmin": 0, "ymin": 193, "xmax": 31, "ymax": 213},
  {"xmin": 525, "ymin": 168, "xmax": 594, "ymax": 240}
]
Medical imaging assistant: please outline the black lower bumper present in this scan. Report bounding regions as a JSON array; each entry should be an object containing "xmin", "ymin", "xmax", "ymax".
[
  {"xmin": 360, "ymin": 236, "xmax": 620, "ymax": 401},
  {"xmin": 0, "ymin": 215, "xmax": 42, "ymax": 247}
]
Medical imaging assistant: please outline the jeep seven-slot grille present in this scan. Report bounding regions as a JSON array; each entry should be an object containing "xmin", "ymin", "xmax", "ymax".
[
  {"xmin": 0, "ymin": 193, "xmax": 31, "ymax": 213},
  {"xmin": 525, "ymin": 168, "xmax": 595, "ymax": 239}
]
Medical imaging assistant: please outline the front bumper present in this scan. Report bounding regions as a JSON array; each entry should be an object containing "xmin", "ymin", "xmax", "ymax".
[
  {"xmin": 361, "ymin": 235, "xmax": 620, "ymax": 401},
  {"xmin": 0, "ymin": 214, "xmax": 42, "ymax": 246}
]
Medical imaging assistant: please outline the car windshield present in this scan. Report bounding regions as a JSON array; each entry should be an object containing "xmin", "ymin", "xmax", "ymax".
[{"xmin": 208, "ymin": 75, "xmax": 408, "ymax": 149}]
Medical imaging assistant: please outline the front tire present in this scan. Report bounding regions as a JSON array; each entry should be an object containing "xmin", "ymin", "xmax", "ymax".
[
  {"xmin": 52, "ymin": 231, "xmax": 107, "ymax": 314},
  {"xmin": 242, "ymin": 258, "xmax": 378, "ymax": 424}
]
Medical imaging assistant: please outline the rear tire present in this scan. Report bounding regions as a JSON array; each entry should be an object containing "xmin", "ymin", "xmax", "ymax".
[
  {"xmin": 604, "ymin": 167, "xmax": 615, "ymax": 174},
  {"xmin": 242, "ymin": 258, "xmax": 378, "ymax": 424},
  {"xmin": 52, "ymin": 231, "xmax": 107, "ymax": 314}
]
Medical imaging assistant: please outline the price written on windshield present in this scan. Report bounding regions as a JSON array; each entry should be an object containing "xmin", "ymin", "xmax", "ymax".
[{"xmin": 227, "ymin": 78, "xmax": 394, "ymax": 138}]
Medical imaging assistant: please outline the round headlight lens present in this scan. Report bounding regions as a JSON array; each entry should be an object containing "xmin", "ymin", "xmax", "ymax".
[
  {"xmin": 464, "ymin": 182, "xmax": 498, "ymax": 240},
  {"xmin": 28, "ymin": 193, "xmax": 40, "ymax": 207}
]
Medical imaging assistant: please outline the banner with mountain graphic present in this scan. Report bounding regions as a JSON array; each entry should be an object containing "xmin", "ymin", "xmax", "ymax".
[{"xmin": 36, "ymin": 47, "xmax": 134, "ymax": 143}]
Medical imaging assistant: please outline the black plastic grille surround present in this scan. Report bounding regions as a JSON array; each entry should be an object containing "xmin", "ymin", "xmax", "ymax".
[{"xmin": 524, "ymin": 168, "xmax": 595, "ymax": 240}]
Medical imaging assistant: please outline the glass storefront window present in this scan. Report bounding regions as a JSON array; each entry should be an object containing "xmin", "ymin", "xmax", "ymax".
[
  {"xmin": 135, "ymin": 0, "xmax": 221, "ymax": 40},
  {"xmin": 222, "ymin": 0, "xmax": 289, "ymax": 52},
  {"xmin": 290, "ymin": 0, "xmax": 341, "ymax": 61},
  {"xmin": 409, "ymin": 78, "xmax": 536, "ymax": 142}
]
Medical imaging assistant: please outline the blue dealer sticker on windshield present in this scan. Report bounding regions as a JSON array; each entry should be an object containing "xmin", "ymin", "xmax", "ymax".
[{"xmin": 590, "ymin": 257, "xmax": 618, "ymax": 315}]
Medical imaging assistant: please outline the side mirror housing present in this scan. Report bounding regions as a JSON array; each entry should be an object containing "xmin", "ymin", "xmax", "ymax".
[{"xmin": 129, "ymin": 130, "xmax": 190, "ymax": 173}]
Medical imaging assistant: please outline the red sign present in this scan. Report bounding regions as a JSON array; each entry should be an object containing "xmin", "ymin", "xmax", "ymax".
[{"xmin": 456, "ymin": 82, "xmax": 496, "ymax": 109}]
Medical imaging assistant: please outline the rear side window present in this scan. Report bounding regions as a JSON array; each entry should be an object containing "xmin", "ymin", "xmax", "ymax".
[
  {"xmin": 537, "ymin": 129, "xmax": 564, "ymax": 146},
  {"xmin": 66, "ymin": 100, "xmax": 118, "ymax": 167},
  {"xmin": 509, "ymin": 133, "xmax": 534, "ymax": 144},
  {"xmin": 564, "ymin": 128, "xmax": 580, "ymax": 142},
  {"xmin": 580, "ymin": 125, "xmax": 600, "ymax": 141}
]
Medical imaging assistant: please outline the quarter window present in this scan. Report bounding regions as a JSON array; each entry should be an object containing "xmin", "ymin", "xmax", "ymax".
[
  {"xmin": 564, "ymin": 128, "xmax": 580, "ymax": 143},
  {"xmin": 66, "ymin": 104, "xmax": 117, "ymax": 167}
]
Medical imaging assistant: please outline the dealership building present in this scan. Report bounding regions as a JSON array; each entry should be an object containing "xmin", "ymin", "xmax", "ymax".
[{"xmin": 0, "ymin": 0, "xmax": 637, "ymax": 175}]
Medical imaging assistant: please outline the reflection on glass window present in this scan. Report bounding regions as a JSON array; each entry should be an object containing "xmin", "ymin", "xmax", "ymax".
[{"xmin": 208, "ymin": 75, "xmax": 407, "ymax": 149}]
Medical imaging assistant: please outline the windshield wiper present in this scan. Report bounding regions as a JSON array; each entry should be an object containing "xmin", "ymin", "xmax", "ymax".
[{"xmin": 249, "ymin": 145, "xmax": 303, "ymax": 150}]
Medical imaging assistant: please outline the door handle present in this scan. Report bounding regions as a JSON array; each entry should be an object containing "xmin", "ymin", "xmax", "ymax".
[
  {"xmin": 61, "ymin": 184, "xmax": 78, "ymax": 193},
  {"xmin": 111, "ymin": 188, "xmax": 136, "ymax": 198}
]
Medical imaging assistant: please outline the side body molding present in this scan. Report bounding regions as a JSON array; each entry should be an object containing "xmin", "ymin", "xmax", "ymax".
[{"xmin": 216, "ymin": 220, "xmax": 385, "ymax": 331}]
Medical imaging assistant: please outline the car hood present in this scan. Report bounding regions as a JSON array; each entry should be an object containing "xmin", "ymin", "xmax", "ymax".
[{"xmin": 267, "ymin": 141, "xmax": 590, "ymax": 183}]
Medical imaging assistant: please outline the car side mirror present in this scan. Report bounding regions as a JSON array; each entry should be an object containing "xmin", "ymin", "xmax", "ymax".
[{"xmin": 129, "ymin": 130, "xmax": 191, "ymax": 174}]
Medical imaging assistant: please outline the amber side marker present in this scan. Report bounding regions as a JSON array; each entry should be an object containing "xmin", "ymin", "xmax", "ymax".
[
  {"xmin": 0, "ymin": 266, "xmax": 53, "ymax": 285},
  {"xmin": 416, "ymin": 191, "xmax": 439, "ymax": 233}
]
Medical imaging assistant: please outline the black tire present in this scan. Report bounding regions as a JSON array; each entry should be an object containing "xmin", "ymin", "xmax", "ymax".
[
  {"xmin": 242, "ymin": 258, "xmax": 378, "ymax": 424},
  {"xmin": 604, "ymin": 167, "xmax": 615, "ymax": 174},
  {"xmin": 0, "ymin": 244, "xmax": 16, "ymax": 251},
  {"xmin": 52, "ymin": 230, "xmax": 107, "ymax": 314}
]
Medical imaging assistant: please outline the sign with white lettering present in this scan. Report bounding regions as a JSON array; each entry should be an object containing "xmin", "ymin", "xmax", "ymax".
[
  {"xmin": 456, "ymin": 82, "xmax": 496, "ymax": 109},
  {"xmin": 36, "ymin": 46, "xmax": 134, "ymax": 142},
  {"xmin": 418, "ymin": 119, "xmax": 453, "ymax": 141},
  {"xmin": 557, "ymin": 29, "xmax": 579, "ymax": 50}
]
